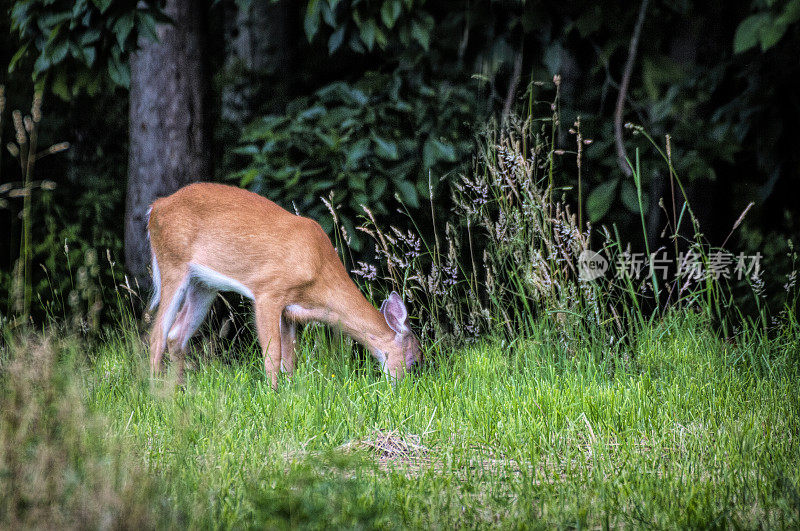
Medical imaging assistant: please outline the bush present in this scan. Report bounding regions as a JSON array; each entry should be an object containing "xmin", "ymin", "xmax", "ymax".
[{"xmin": 230, "ymin": 73, "xmax": 475, "ymax": 251}]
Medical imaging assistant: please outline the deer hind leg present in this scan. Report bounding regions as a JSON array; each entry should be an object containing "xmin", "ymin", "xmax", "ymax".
[
  {"xmin": 149, "ymin": 271, "xmax": 190, "ymax": 376},
  {"xmin": 254, "ymin": 297, "xmax": 284, "ymax": 389},
  {"xmin": 166, "ymin": 281, "xmax": 216, "ymax": 385},
  {"xmin": 280, "ymin": 313, "xmax": 298, "ymax": 375}
]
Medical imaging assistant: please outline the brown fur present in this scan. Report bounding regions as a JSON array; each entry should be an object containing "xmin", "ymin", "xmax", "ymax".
[{"xmin": 147, "ymin": 183, "xmax": 421, "ymax": 387}]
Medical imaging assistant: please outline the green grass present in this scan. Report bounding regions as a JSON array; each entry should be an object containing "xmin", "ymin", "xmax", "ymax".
[{"xmin": 3, "ymin": 311, "xmax": 798, "ymax": 528}]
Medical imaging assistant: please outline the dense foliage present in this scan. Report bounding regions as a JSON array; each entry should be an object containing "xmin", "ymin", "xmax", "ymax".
[
  {"xmin": 231, "ymin": 76, "xmax": 471, "ymax": 248},
  {"xmin": 9, "ymin": 0, "xmax": 166, "ymax": 95}
]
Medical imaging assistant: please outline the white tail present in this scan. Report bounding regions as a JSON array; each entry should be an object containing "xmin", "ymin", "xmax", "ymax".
[{"xmin": 147, "ymin": 183, "xmax": 421, "ymax": 387}]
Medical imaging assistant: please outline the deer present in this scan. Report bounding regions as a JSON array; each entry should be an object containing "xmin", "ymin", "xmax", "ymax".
[{"xmin": 146, "ymin": 182, "xmax": 422, "ymax": 387}]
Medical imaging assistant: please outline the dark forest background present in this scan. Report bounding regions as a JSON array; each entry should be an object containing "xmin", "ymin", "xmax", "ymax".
[{"xmin": 1, "ymin": 0, "xmax": 798, "ymax": 325}]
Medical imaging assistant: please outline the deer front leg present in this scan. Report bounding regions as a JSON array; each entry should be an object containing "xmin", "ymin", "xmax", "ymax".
[
  {"xmin": 255, "ymin": 297, "xmax": 283, "ymax": 389},
  {"xmin": 280, "ymin": 312, "xmax": 298, "ymax": 375}
]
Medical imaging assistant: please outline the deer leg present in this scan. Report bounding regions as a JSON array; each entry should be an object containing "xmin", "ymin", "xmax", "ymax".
[
  {"xmin": 254, "ymin": 297, "xmax": 283, "ymax": 389},
  {"xmin": 149, "ymin": 271, "xmax": 189, "ymax": 376},
  {"xmin": 280, "ymin": 312, "xmax": 298, "ymax": 375},
  {"xmin": 167, "ymin": 282, "xmax": 216, "ymax": 385}
]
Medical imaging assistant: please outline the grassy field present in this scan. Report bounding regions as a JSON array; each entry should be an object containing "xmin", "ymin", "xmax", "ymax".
[{"xmin": 2, "ymin": 310, "xmax": 798, "ymax": 529}]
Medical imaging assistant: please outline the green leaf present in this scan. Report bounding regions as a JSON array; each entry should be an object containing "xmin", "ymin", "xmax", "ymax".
[
  {"xmin": 137, "ymin": 12, "xmax": 160, "ymax": 44},
  {"xmin": 309, "ymin": 179, "xmax": 334, "ymax": 192},
  {"xmin": 423, "ymin": 138, "xmax": 457, "ymax": 168},
  {"xmin": 36, "ymin": 11, "xmax": 72, "ymax": 31},
  {"xmin": 360, "ymin": 19, "xmax": 377, "ymax": 50},
  {"xmin": 370, "ymin": 177, "xmax": 388, "ymax": 200},
  {"xmin": 371, "ymin": 133, "xmax": 399, "ymax": 160},
  {"xmin": 82, "ymin": 45, "xmax": 96, "ymax": 67},
  {"xmin": 348, "ymin": 33, "xmax": 366, "ymax": 54},
  {"xmin": 299, "ymin": 105, "xmax": 326, "ymax": 121},
  {"xmin": 82, "ymin": 71, "xmax": 101, "ymax": 96},
  {"xmin": 10, "ymin": 3, "xmax": 31, "ymax": 32},
  {"xmin": 113, "ymin": 12, "xmax": 135, "ymax": 48},
  {"xmin": 433, "ymin": 139, "xmax": 456, "ymax": 162},
  {"xmin": 9, "ymin": 43, "xmax": 30, "ymax": 73},
  {"xmin": 237, "ymin": 168, "xmax": 261, "ymax": 187},
  {"xmin": 777, "ymin": 0, "xmax": 800, "ymax": 25},
  {"xmin": 350, "ymin": 174, "xmax": 366, "ymax": 191},
  {"xmin": 33, "ymin": 53, "xmax": 51, "ymax": 76},
  {"xmin": 381, "ymin": 0, "xmax": 401, "ymax": 29},
  {"xmin": 759, "ymin": 6, "xmax": 795, "ymax": 52},
  {"xmin": 52, "ymin": 72, "xmax": 71, "ymax": 100},
  {"xmin": 620, "ymin": 181, "xmax": 641, "ymax": 213},
  {"xmin": 233, "ymin": 145, "xmax": 260, "ymax": 155},
  {"xmin": 733, "ymin": 13, "xmax": 770, "ymax": 53},
  {"xmin": 78, "ymin": 29, "xmax": 101, "ymax": 46},
  {"xmin": 72, "ymin": 0, "xmax": 88, "ymax": 19},
  {"xmin": 328, "ymin": 26, "xmax": 345, "ymax": 54},
  {"xmin": 759, "ymin": 23, "xmax": 786, "ymax": 50},
  {"xmin": 91, "ymin": 0, "xmax": 113, "ymax": 14},
  {"xmin": 394, "ymin": 179, "xmax": 419, "ymax": 208},
  {"xmin": 304, "ymin": 0, "xmax": 322, "ymax": 41},
  {"xmin": 586, "ymin": 179, "xmax": 619, "ymax": 222},
  {"xmin": 410, "ymin": 19, "xmax": 430, "ymax": 50},
  {"xmin": 344, "ymin": 138, "xmax": 370, "ymax": 169},
  {"xmin": 107, "ymin": 53, "xmax": 130, "ymax": 87},
  {"xmin": 373, "ymin": 26, "xmax": 387, "ymax": 48},
  {"xmin": 543, "ymin": 43, "xmax": 563, "ymax": 75},
  {"xmin": 348, "ymin": 87, "xmax": 368, "ymax": 106},
  {"xmin": 48, "ymin": 40, "xmax": 69, "ymax": 64},
  {"xmin": 320, "ymin": 0, "xmax": 336, "ymax": 27}
]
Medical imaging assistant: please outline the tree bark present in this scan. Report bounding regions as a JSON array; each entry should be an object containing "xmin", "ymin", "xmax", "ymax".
[
  {"xmin": 125, "ymin": 0, "xmax": 210, "ymax": 290},
  {"xmin": 221, "ymin": 0, "xmax": 295, "ymax": 122}
]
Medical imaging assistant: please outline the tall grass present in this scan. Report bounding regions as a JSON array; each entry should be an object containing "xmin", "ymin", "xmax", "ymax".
[
  {"xmin": 350, "ymin": 79, "xmax": 796, "ymax": 354},
  {"xmin": 1, "ymin": 88, "xmax": 69, "ymax": 327},
  {"xmin": 0, "ymin": 335, "xmax": 172, "ymax": 528}
]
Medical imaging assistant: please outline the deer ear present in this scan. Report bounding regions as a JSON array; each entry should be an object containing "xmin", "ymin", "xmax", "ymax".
[{"xmin": 381, "ymin": 291, "xmax": 409, "ymax": 334}]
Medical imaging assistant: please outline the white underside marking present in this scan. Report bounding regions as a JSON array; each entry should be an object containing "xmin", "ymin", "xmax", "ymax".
[
  {"xmin": 284, "ymin": 304, "xmax": 333, "ymax": 323},
  {"xmin": 162, "ymin": 263, "xmax": 253, "ymax": 348},
  {"xmin": 148, "ymin": 241, "xmax": 161, "ymax": 311},
  {"xmin": 188, "ymin": 263, "xmax": 256, "ymax": 300},
  {"xmin": 374, "ymin": 350, "xmax": 387, "ymax": 372}
]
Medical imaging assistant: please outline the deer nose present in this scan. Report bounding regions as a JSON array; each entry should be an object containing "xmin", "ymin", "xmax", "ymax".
[{"xmin": 409, "ymin": 360, "xmax": 420, "ymax": 372}]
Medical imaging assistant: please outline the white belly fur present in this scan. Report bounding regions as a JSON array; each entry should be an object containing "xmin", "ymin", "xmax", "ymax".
[{"xmin": 188, "ymin": 262, "xmax": 255, "ymax": 300}]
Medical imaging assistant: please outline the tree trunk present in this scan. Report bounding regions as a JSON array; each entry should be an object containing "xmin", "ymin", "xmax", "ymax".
[
  {"xmin": 125, "ymin": 0, "xmax": 210, "ymax": 290},
  {"xmin": 221, "ymin": 0, "xmax": 296, "ymax": 123}
]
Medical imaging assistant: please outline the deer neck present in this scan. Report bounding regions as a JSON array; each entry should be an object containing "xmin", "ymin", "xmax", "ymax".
[{"xmin": 284, "ymin": 291, "xmax": 395, "ymax": 360}]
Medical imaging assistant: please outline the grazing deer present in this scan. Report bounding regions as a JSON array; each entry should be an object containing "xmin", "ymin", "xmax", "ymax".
[{"xmin": 147, "ymin": 183, "xmax": 421, "ymax": 387}]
